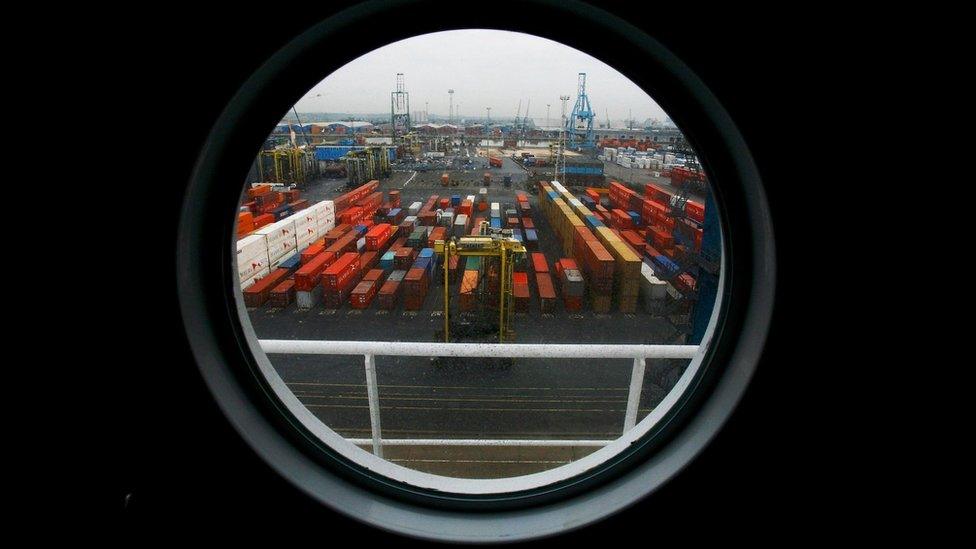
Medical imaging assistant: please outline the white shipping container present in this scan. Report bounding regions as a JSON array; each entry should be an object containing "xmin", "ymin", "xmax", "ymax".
[
  {"xmin": 297, "ymin": 228, "xmax": 318, "ymax": 250},
  {"xmin": 236, "ymin": 234, "xmax": 268, "ymax": 268},
  {"xmin": 267, "ymin": 237, "xmax": 297, "ymax": 264},
  {"xmin": 291, "ymin": 208, "xmax": 317, "ymax": 234},
  {"xmin": 408, "ymin": 201, "xmax": 422, "ymax": 215},
  {"xmin": 238, "ymin": 254, "xmax": 269, "ymax": 283},
  {"xmin": 404, "ymin": 215, "xmax": 418, "ymax": 225},
  {"xmin": 296, "ymin": 285, "xmax": 323, "ymax": 310},
  {"xmin": 255, "ymin": 218, "xmax": 296, "ymax": 249},
  {"xmin": 640, "ymin": 262, "xmax": 668, "ymax": 300},
  {"xmin": 296, "ymin": 223, "xmax": 319, "ymax": 242},
  {"xmin": 356, "ymin": 237, "xmax": 366, "ymax": 252},
  {"xmin": 466, "ymin": 195, "xmax": 475, "ymax": 202}
]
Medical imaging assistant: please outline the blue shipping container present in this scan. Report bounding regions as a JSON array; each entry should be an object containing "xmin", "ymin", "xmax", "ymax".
[
  {"xmin": 525, "ymin": 229, "xmax": 538, "ymax": 242},
  {"xmin": 451, "ymin": 195, "xmax": 461, "ymax": 206},
  {"xmin": 419, "ymin": 248, "xmax": 434, "ymax": 259},
  {"xmin": 380, "ymin": 251, "xmax": 395, "ymax": 270},
  {"xmin": 352, "ymin": 224, "xmax": 368, "ymax": 236},
  {"xmin": 490, "ymin": 218, "xmax": 502, "ymax": 229},
  {"xmin": 628, "ymin": 211, "xmax": 641, "ymax": 225},
  {"xmin": 279, "ymin": 253, "xmax": 302, "ymax": 271},
  {"xmin": 651, "ymin": 254, "xmax": 679, "ymax": 277},
  {"xmin": 272, "ymin": 205, "xmax": 293, "ymax": 220}
]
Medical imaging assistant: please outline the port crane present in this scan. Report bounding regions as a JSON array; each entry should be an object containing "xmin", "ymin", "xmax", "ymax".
[{"xmin": 434, "ymin": 222, "xmax": 527, "ymax": 343}]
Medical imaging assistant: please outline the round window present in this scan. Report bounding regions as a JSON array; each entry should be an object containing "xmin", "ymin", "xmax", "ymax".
[{"xmin": 179, "ymin": 2, "xmax": 773, "ymax": 542}]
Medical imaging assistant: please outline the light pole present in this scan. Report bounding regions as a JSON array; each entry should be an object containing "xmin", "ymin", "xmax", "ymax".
[{"xmin": 485, "ymin": 107, "xmax": 492, "ymax": 158}]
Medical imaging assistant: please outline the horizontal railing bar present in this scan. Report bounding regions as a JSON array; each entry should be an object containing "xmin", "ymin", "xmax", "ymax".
[
  {"xmin": 259, "ymin": 340, "xmax": 699, "ymax": 359},
  {"xmin": 346, "ymin": 438, "xmax": 612, "ymax": 447}
]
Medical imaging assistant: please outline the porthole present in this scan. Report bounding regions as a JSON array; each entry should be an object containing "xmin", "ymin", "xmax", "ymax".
[{"xmin": 177, "ymin": 0, "xmax": 774, "ymax": 542}]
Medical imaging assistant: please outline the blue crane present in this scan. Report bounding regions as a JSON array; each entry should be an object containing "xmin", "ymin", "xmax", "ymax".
[{"xmin": 566, "ymin": 72, "xmax": 595, "ymax": 149}]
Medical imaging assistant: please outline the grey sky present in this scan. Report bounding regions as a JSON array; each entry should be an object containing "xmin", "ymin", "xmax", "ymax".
[{"xmin": 293, "ymin": 29, "xmax": 668, "ymax": 124}]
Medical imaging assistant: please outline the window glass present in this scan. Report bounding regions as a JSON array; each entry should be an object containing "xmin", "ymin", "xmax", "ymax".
[{"xmin": 234, "ymin": 29, "xmax": 721, "ymax": 486}]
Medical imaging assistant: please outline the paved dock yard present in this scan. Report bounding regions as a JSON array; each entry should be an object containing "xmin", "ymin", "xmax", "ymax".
[{"xmin": 246, "ymin": 150, "xmax": 691, "ymax": 478}]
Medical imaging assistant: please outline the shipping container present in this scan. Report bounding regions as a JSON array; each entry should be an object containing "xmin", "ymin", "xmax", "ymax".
[
  {"xmin": 531, "ymin": 253, "xmax": 549, "ymax": 274},
  {"xmin": 296, "ymin": 284, "xmax": 323, "ymax": 310},
  {"xmin": 269, "ymin": 279, "xmax": 296, "ymax": 307},
  {"xmin": 349, "ymin": 280, "xmax": 378, "ymax": 309},
  {"xmin": 365, "ymin": 223, "xmax": 393, "ymax": 251},
  {"xmin": 294, "ymin": 251, "xmax": 337, "ymax": 291},
  {"xmin": 243, "ymin": 268, "xmax": 290, "ymax": 307},
  {"xmin": 322, "ymin": 252, "xmax": 362, "ymax": 290},
  {"xmin": 237, "ymin": 234, "xmax": 269, "ymax": 270},
  {"xmin": 300, "ymin": 244, "xmax": 324, "ymax": 264},
  {"xmin": 536, "ymin": 272, "xmax": 557, "ymax": 312},
  {"xmin": 377, "ymin": 277, "xmax": 402, "ymax": 309}
]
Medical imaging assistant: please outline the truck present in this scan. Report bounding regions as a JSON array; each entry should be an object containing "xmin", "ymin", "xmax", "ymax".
[
  {"xmin": 503, "ymin": 175, "xmax": 512, "ymax": 188},
  {"xmin": 441, "ymin": 173, "xmax": 450, "ymax": 187},
  {"xmin": 483, "ymin": 172, "xmax": 492, "ymax": 186},
  {"xmin": 488, "ymin": 156, "xmax": 502, "ymax": 168}
]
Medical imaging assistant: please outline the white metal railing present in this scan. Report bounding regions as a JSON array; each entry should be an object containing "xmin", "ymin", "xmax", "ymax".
[{"xmin": 260, "ymin": 340, "xmax": 699, "ymax": 458}]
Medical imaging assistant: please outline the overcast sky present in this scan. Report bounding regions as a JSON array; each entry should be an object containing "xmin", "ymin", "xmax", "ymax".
[{"xmin": 293, "ymin": 29, "xmax": 668, "ymax": 124}]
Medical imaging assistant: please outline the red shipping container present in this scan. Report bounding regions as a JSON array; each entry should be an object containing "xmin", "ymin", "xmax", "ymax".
[
  {"xmin": 685, "ymin": 200, "xmax": 705, "ymax": 224},
  {"xmin": 377, "ymin": 279, "xmax": 401, "ymax": 309},
  {"xmin": 365, "ymin": 223, "xmax": 393, "ymax": 251},
  {"xmin": 644, "ymin": 183, "xmax": 672, "ymax": 204},
  {"xmin": 300, "ymin": 244, "xmax": 324, "ymax": 264},
  {"xmin": 536, "ymin": 272, "xmax": 557, "ymax": 312},
  {"xmin": 438, "ymin": 198, "xmax": 450, "ymax": 209},
  {"xmin": 247, "ymin": 184, "xmax": 272, "ymax": 198},
  {"xmin": 333, "ymin": 180, "xmax": 379, "ymax": 212},
  {"xmin": 513, "ymin": 282, "xmax": 530, "ymax": 312},
  {"xmin": 394, "ymin": 247, "xmax": 417, "ymax": 269},
  {"xmin": 363, "ymin": 268, "xmax": 387, "ymax": 284},
  {"xmin": 531, "ymin": 253, "xmax": 549, "ymax": 274},
  {"xmin": 522, "ymin": 218, "xmax": 535, "ymax": 230},
  {"xmin": 322, "ymin": 252, "xmax": 361, "ymax": 291},
  {"xmin": 349, "ymin": 280, "xmax": 378, "ymax": 309},
  {"xmin": 564, "ymin": 295, "xmax": 582, "ymax": 312},
  {"xmin": 507, "ymin": 217, "xmax": 519, "ymax": 227},
  {"xmin": 361, "ymin": 251, "xmax": 379, "ymax": 271},
  {"xmin": 620, "ymin": 230, "xmax": 645, "ymax": 250},
  {"xmin": 427, "ymin": 227, "xmax": 447, "ymax": 248},
  {"xmin": 243, "ymin": 268, "xmax": 290, "ymax": 307},
  {"xmin": 269, "ymin": 279, "xmax": 296, "ymax": 307},
  {"xmin": 294, "ymin": 251, "xmax": 337, "ymax": 291},
  {"xmin": 253, "ymin": 213, "xmax": 275, "ymax": 229},
  {"xmin": 459, "ymin": 200, "xmax": 473, "ymax": 216},
  {"xmin": 611, "ymin": 209, "xmax": 633, "ymax": 230},
  {"xmin": 323, "ymin": 270, "xmax": 362, "ymax": 308},
  {"xmin": 648, "ymin": 226, "xmax": 675, "ymax": 250}
]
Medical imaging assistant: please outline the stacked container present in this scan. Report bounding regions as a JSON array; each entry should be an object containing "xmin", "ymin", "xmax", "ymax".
[
  {"xmin": 377, "ymin": 270, "xmax": 406, "ymax": 309},
  {"xmin": 322, "ymin": 252, "xmax": 362, "ymax": 308}
]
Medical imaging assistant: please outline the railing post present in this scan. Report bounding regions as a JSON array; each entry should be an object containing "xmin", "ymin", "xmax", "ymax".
[
  {"xmin": 363, "ymin": 353, "xmax": 383, "ymax": 458},
  {"xmin": 623, "ymin": 357, "xmax": 646, "ymax": 432}
]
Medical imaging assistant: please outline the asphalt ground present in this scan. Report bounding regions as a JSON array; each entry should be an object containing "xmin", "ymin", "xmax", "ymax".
[{"xmin": 245, "ymin": 147, "xmax": 692, "ymax": 478}]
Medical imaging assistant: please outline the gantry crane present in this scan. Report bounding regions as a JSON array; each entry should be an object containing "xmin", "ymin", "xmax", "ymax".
[{"xmin": 434, "ymin": 222, "xmax": 527, "ymax": 343}]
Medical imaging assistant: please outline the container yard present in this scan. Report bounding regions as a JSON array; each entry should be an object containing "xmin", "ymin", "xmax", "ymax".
[{"xmin": 235, "ymin": 65, "xmax": 719, "ymax": 478}]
